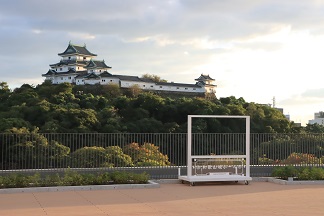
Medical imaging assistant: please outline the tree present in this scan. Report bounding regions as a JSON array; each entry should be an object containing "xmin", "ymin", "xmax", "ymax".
[
  {"xmin": 0, "ymin": 118, "xmax": 32, "ymax": 132},
  {"xmin": 305, "ymin": 123, "xmax": 324, "ymax": 133},
  {"xmin": 105, "ymin": 146, "xmax": 133, "ymax": 167},
  {"xmin": 70, "ymin": 146, "xmax": 110, "ymax": 168},
  {"xmin": 124, "ymin": 84, "xmax": 142, "ymax": 97},
  {"xmin": 141, "ymin": 74, "xmax": 167, "ymax": 83},
  {"xmin": 102, "ymin": 83, "xmax": 121, "ymax": 98},
  {"xmin": 70, "ymin": 146, "xmax": 133, "ymax": 168},
  {"xmin": 134, "ymin": 92, "xmax": 165, "ymax": 118},
  {"xmin": 123, "ymin": 142, "xmax": 171, "ymax": 166},
  {"xmin": 0, "ymin": 81, "xmax": 10, "ymax": 103},
  {"xmin": 5, "ymin": 127, "xmax": 70, "ymax": 169}
]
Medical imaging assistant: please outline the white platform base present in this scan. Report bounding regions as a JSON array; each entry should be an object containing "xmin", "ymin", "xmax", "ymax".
[{"xmin": 179, "ymin": 174, "xmax": 252, "ymax": 185}]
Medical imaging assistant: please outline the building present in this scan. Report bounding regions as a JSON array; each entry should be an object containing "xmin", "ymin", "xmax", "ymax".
[
  {"xmin": 42, "ymin": 42, "xmax": 216, "ymax": 95},
  {"xmin": 308, "ymin": 111, "xmax": 324, "ymax": 125}
]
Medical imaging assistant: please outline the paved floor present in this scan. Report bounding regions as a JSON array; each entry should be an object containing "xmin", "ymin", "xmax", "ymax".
[{"xmin": 0, "ymin": 181, "xmax": 323, "ymax": 216}]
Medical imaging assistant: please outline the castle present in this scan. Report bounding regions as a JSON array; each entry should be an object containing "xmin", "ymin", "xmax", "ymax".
[{"xmin": 42, "ymin": 42, "xmax": 216, "ymax": 95}]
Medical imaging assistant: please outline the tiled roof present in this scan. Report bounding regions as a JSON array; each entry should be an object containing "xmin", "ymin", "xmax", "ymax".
[
  {"xmin": 100, "ymin": 71, "xmax": 113, "ymax": 77},
  {"xmin": 50, "ymin": 60, "xmax": 88, "ymax": 67},
  {"xmin": 84, "ymin": 72, "xmax": 100, "ymax": 79},
  {"xmin": 42, "ymin": 68, "xmax": 80, "ymax": 77},
  {"xmin": 196, "ymin": 81, "xmax": 217, "ymax": 87},
  {"xmin": 156, "ymin": 82, "xmax": 201, "ymax": 88},
  {"xmin": 112, "ymin": 75, "xmax": 154, "ymax": 83},
  {"xmin": 58, "ymin": 43, "xmax": 97, "ymax": 56},
  {"xmin": 42, "ymin": 69, "xmax": 56, "ymax": 76},
  {"xmin": 85, "ymin": 60, "xmax": 112, "ymax": 69},
  {"xmin": 74, "ymin": 71, "xmax": 88, "ymax": 79},
  {"xmin": 195, "ymin": 74, "xmax": 215, "ymax": 81}
]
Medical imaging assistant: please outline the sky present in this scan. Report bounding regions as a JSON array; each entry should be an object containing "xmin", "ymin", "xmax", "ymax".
[{"xmin": 1, "ymin": 0, "xmax": 324, "ymax": 126}]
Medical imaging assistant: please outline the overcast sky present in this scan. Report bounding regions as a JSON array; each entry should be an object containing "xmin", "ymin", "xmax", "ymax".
[{"xmin": 1, "ymin": 0, "xmax": 324, "ymax": 125}]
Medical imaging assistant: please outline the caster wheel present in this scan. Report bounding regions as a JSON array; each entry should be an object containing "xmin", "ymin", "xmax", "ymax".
[
  {"xmin": 235, "ymin": 181, "xmax": 238, "ymax": 183},
  {"xmin": 181, "ymin": 180, "xmax": 184, "ymax": 184},
  {"xmin": 245, "ymin": 181, "xmax": 249, "ymax": 185},
  {"xmin": 190, "ymin": 182, "xmax": 195, "ymax": 186}
]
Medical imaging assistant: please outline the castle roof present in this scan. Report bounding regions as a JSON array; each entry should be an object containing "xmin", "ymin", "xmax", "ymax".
[
  {"xmin": 50, "ymin": 59, "xmax": 88, "ymax": 67},
  {"xmin": 100, "ymin": 71, "xmax": 113, "ymax": 77},
  {"xmin": 84, "ymin": 72, "xmax": 100, "ymax": 79},
  {"xmin": 85, "ymin": 59, "xmax": 112, "ymax": 69},
  {"xmin": 195, "ymin": 74, "xmax": 215, "ymax": 81},
  {"xmin": 42, "ymin": 68, "xmax": 80, "ymax": 77},
  {"xmin": 156, "ymin": 82, "xmax": 202, "ymax": 88},
  {"xmin": 58, "ymin": 43, "xmax": 97, "ymax": 57}
]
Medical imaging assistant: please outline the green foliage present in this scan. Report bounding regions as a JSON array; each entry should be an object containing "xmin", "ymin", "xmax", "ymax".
[
  {"xmin": 42, "ymin": 173, "xmax": 62, "ymax": 187},
  {"xmin": 305, "ymin": 123, "xmax": 324, "ymax": 133},
  {"xmin": 110, "ymin": 171, "xmax": 149, "ymax": 184},
  {"xmin": 71, "ymin": 146, "xmax": 133, "ymax": 168},
  {"xmin": 282, "ymin": 153, "xmax": 321, "ymax": 164},
  {"xmin": 271, "ymin": 166, "xmax": 298, "ymax": 179},
  {"xmin": 71, "ymin": 146, "xmax": 112, "ymax": 168},
  {"xmin": 255, "ymin": 134, "xmax": 324, "ymax": 163},
  {"xmin": 141, "ymin": 74, "xmax": 167, "ymax": 83},
  {"xmin": 0, "ymin": 81, "xmax": 296, "ymax": 133},
  {"xmin": 272, "ymin": 166, "xmax": 324, "ymax": 180},
  {"xmin": 105, "ymin": 146, "xmax": 134, "ymax": 167},
  {"xmin": 62, "ymin": 169, "xmax": 85, "ymax": 186},
  {"xmin": 5, "ymin": 127, "xmax": 70, "ymax": 169},
  {"xmin": 123, "ymin": 142, "xmax": 171, "ymax": 166},
  {"xmin": 299, "ymin": 167, "xmax": 324, "ymax": 180},
  {"xmin": 0, "ymin": 171, "xmax": 149, "ymax": 189}
]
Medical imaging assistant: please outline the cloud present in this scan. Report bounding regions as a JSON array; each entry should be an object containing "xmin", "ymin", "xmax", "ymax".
[{"xmin": 301, "ymin": 88, "xmax": 324, "ymax": 99}]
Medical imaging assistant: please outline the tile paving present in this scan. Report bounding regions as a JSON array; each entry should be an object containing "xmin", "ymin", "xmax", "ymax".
[{"xmin": 0, "ymin": 181, "xmax": 323, "ymax": 216}]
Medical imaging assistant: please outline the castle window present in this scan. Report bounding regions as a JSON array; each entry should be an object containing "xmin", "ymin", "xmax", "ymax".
[
  {"xmin": 99, "ymin": 70, "xmax": 101, "ymax": 72},
  {"xmin": 143, "ymin": 85, "xmax": 145, "ymax": 87},
  {"xmin": 83, "ymin": 57, "xmax": 86, "ymax": 60},
  {"xmin": 150, "ymin": 85, "xmax": 153, "ymax": 88},
  {"xmin": 68, "ymin": 77, "xmax": 71, "ymax": 79},
  {"xmin": 185, "ymin": 88, "xmax": 188, "ymax": 90},
  {"xmin": 68, "ymin": 57, "xmax": 71, "ymax": 60},
  {"xmin": 60, "ymin": 68, "xmax": 62, "ymax": 71},
  {"xmin": 78, "ymin": 67, "xmax": 79, "ymax": 69},
  {"xmin": 177, "ymin": 87, "xmax": 179, "ymax": 89},
  {"xmin": 61, "ymin": 77, "xmax": 63, "ymax": 80},
  {"xmin": 193, "ymin": 88, "xmax": 196, "ymax": 90},
  {"xmin": 110, "ymin": 80, "xmax": 113, "ymax": 82},
  {"xmin": 55, "ymin": 69, "xmax": 57, "ymax": 71},
  {"xmin": 160, "ymin": 86, "xmax": 162, "ymax": 88}
]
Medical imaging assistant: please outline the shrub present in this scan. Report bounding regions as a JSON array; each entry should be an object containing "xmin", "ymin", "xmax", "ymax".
[
  {"xmin": 42, "ymin": 173, "xmax": 62, "ymax": 186},
  {"xmin": 0, "ymin": 171, "xmax": 149, "ymax": 188},
  {"xmin": 132, "ymin": 172, "xmax": 149, "ymax": 184},
  {"xmin": 94, "ymin": 173, "xmax": 112, "ymax": 185},
  {"xmin": 62, "ymin": 169, "xmax": 85, "ymax": 186},
  {"xmin": 272, "ymin": 166, "xmax": 298, "ymax": 180},
  {"xmin": 123, "ymin": 142, "xmax": 171, "ymax": 166},
  {"xmin": 70, "ymin": 146, "xmax": 113, "ymax": 168},
  {"xmin": 105, "ymin": 146, "xmax": 134, "ymax": 167},
  {"xmin": 309, "ymin": 167, "xmax": 324, "ymax": 180},
  {"xmin": 273, "ymin": 166, "xmax": 324, "ymax": 180},
  {"xmin": 282, "ymin": 153, "xmax": 321, "ymax": 165},
  {"xmin": 110, "ymin": 171, "xmax": 130, "ymax": 184}
]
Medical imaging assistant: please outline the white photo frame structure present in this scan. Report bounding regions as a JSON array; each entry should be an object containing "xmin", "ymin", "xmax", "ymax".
[{"xmin": 179, "ymin": 115, "xmax": 252, "ymax": 185}]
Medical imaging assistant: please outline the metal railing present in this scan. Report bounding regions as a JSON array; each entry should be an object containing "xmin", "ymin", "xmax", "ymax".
[{"xmin": 1, "ymin": 133, "xmax": 324, "ymax": 178}]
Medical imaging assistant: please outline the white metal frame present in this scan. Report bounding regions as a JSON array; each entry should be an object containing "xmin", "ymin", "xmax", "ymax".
[{"xmin": 179, "ymin": 115, "xmax": 252, "ymax": 185}]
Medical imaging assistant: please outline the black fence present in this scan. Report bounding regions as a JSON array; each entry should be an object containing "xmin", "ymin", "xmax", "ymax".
[{"xmin": 1, "ymin": 133, "xmax": 324, "ymax": 178}]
